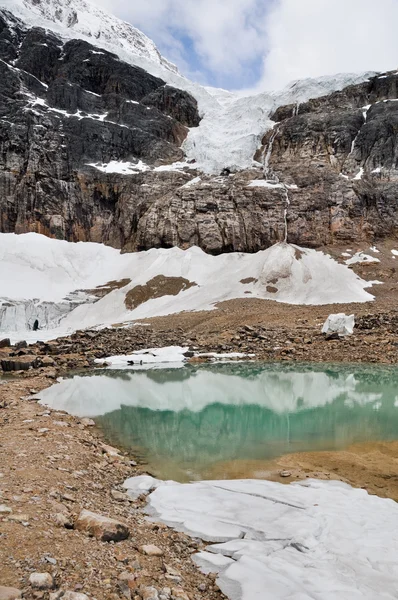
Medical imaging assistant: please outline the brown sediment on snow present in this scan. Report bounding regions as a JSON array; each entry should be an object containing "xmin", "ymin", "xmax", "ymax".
[{"xmin": 124, "ymin": 275, "xmax": 197, "ymax": 311}]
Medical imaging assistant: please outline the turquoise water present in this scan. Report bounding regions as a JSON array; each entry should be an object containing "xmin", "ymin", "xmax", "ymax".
[{"xmin": 38, "ymin": 363, "xmax": 398, "ymax": 481}]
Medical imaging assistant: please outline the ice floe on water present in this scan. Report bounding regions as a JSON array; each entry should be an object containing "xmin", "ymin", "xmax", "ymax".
[
  {"xmin": 1, "ymin": 233, "xmax": 375, "ymax": 342},
  {"xmin": 126, "ymin": 477, "xmax": 398, "ymax": 600}
]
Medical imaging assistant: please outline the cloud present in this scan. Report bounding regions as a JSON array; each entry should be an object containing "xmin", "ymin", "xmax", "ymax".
[
  {"xmin": 95, "ymin": 0, "xmax": 398, "ymax": 91},
  {"xmin": 258, "ymin": 0, "xmax": 398, "ymax": 90}
]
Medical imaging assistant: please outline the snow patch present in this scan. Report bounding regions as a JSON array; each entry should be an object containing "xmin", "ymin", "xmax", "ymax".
[
  {"xmin": 143, "ymin": 478, "xmax": 398, "ymax": 600},
  {"xmin": 345, "ymin": 252, "xmax": 380, "ymax": 265}
]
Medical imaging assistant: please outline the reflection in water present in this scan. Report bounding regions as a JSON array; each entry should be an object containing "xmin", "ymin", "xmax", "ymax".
[{"xmin": 38, "ymin": 363, "xmax": 398, "ymax": 481}]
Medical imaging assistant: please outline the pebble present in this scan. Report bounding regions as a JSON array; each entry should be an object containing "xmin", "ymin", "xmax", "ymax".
[
  {"xmin": 140, "ymin": 545, "xmax": 164, "ymax": 557},
  {"xmin": 29, "ymin": 573, "xmax": 54, "ymax": 590},
  {"xmin": 280, "ymin": 471, "xmax": 292, "ymax": 478},
  {"xmin": 0, "ymin": 586, "xmax": 22, "ymax": 600},
  {"xmin": 140, "ymin": 587, "xmax": 159, "ymax": 600},
  {"xmin": 111, "ymin": 489, "xmax": 127, "ymax": 502}
]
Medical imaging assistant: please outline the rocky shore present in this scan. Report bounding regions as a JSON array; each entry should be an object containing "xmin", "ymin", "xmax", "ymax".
[{"xmin": 0, "ymin": 373, "xmax": 226, "ymax": 600}]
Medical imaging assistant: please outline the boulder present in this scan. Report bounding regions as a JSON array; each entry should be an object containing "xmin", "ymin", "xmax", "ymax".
[
  {"xmin": 75, "ymin": 509, "xmax": 129, "ymax": 542},
  {"xmin": 0, "ymin": 338, "xmax": 11, "ymax": 348},
  {"xmin": 28, "ymin": 573, "xmax": 54, "ymax": 590},
  {"xmin": 1, "ymin": 355, "xmax": 39, "ymax": 372}
]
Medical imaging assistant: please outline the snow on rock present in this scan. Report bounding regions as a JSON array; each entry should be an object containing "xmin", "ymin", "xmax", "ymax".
[
  {"xmin": 322, "ymin": 313, "xmax": 355, "ymax": 337},
  {"xmin": 0, "ymin": 0, "xmax": 375, "ymax": 174},
  {"xmin": 391, "ymin": 250, "xmax": 398, "ymax": 257},
  {"xmin": 345, "ymin": 252, "xmax": 381, "ymax": 265},
  {"xmin": 143, "ymin": 478, "xmax": 398, "ymax": 600},
  {"xmin": 1, "ymin": 233, "xmax": 374, "ymax": 342},
  {"xmin": 87, "ymin": 160, "xmax": 150, "ymax": 174}
]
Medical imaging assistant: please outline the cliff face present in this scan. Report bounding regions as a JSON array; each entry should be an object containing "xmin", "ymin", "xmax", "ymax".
[{"xmin": 0, "ymin": 9, "xmax": 397, "ymax": 253}]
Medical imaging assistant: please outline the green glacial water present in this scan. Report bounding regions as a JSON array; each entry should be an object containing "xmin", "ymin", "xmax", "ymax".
[{"xmin": 38, "ymin": 363, "xmax": 398, "ymax": 481}]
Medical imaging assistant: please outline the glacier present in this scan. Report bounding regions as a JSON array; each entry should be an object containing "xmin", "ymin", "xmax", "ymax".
[{"xmin": 0, "ymin": 0, "xmax": 377, "ymax": 173}]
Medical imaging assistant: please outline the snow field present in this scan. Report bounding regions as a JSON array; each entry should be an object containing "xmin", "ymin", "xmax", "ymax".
[{"xmin": 0, "ymin": 233, "xmax": 374, "ymax": 341}]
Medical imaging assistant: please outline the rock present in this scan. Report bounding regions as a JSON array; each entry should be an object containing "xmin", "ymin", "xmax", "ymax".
[
  {"xmin": 171, "ymin": 588, "xmax": 189, "ymax": 600},
  {"xmin": 8, "ymin": 514, "xmax": 29, "ymax": 523},
  {"xmin": 28, "ymin": 573, "xmax": 54, "ymax": 590},
  {"xmin": 14, "ymin": 341, "xmax": 27, "ymax": 350},
  {"xmin": 81, "ymin": 418, "xmax": 95, "ymax": 427},
  {"xmin": 140, "ymin": 587, "xmax": 159, "ymax": 600},
  {"xmin": 0, "ymin": 338, "xmax": 11, "ymax": 348},
  {"xmin": 1, "ymin": 355, "xmax": 39, "ymax": 372},
  {"xmin": 280, "ymin": 471, "xmax": 292, "ymax": 478},
  {"xmin": 101, "ymin": 443, "xmax": 121, "ymax": 458},
  {"xmin": 62, "ymin": 593, "xmax": 90, "ymax": 600},
  {"xmin": 74, "ymin": 509, "xmax": 130, "ymax": 542},
  {"xmin": 0, "ymin": 504, "xmax": 12, "ymax": 514},
  {"xmin": 140, "ymin": 544, "xmax": 164, "ymax": 557},
  {"xmin": 0, "ymin": 587, "xmax": 22, "ymax": 600},
  {"xmin": 40, "ymin": 356, "xmax": 55, "ymax": 367},
  {"xmin": 111, "ymin": 489, "xmax": 128, "ymax": 502},
  {"xmin": 53, "ymin": 512, "xmax": 73, "ymax": 528}
]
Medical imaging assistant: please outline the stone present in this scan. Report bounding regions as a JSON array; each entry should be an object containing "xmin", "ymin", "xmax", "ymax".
[
  {"xmin": 140, "ymin": 545, "xmax": 164, "ymax": 557},
  {"xmin": 40, "ymin": 356, "xmax": 55, "ymax": 367},
  {"xmin": 62, "ymin": 593, "xmax": 90, "ymax": 600},
  {"xmin": 111, "ymin": 489, "xmax": 128, "ymax": 502},
  {"xmin": 280, "ymin": 471, "xmax": 292, "ymax": 478},
  {"xmin": 81, "ymin": 418, "xmax": 95, "ymax": 427},
  {"xmin": 0, "ymin": 338, "xmax": 11, "ymax": 348},
  {"xmin": 140, "ymin": 587, "xmax": 159, "ymax": 600},
  {"xmin": 101, "ymin": 444, "xmax": 121, "ymax": 458},
  {"xmin": 0, "ymin": 505, "xmax": 12, "ymax": 514},
  {"xmin": 53, "ymin": 512, "xmax": 73, "ymax": 529},
  {"xmin": 171, "ymin": 588, "xmax": 189, "ymax": 600},
  {"xmin": 75, "ymin": 509, "xmax": 130, "ymax": 542},
  {"xmin": 1, "ymin": 355, "xmax": 39, "ymax": 372},
  {"xmin": 0, "ymin": 587, "xmax": 22, "ymax": 600},
  {"xmin": 29, "ymin": 573, "xmax": 54, "ymax": 590}
]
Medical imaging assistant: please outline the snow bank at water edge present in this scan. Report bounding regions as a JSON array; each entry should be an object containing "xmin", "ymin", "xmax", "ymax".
[
  {"xmin": 137, "ymin": 477, "xmax": 398, "ymax": 600},
  {"xmin": 0, "ymin": 233, "xmax": 375, "ymax": 342}
]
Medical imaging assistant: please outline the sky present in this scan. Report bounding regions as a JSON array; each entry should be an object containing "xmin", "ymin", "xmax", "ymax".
[{"xmin": 96, "ymin": 0, "xmax": 398, "ymax": 92}]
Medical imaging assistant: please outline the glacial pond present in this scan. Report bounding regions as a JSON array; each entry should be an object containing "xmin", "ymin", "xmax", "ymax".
[{"xmin": 37, "ymin": 363, "xmax": 398, "ymax": 481}]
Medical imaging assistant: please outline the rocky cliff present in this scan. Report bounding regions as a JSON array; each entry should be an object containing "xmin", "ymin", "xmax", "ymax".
[{"xmin": 0, "ymin": 7, "xmax": 397, "ymax": 253}]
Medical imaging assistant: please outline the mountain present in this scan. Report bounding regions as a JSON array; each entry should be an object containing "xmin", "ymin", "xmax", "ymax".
[{"xmin": 0, "ymin": 0, "xmax": 397, "ymax": 255}]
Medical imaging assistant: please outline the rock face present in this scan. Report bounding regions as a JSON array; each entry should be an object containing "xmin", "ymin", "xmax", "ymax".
[{"xmin": 0, "ymin": 8, "xmax": 398, "ymax": 253}]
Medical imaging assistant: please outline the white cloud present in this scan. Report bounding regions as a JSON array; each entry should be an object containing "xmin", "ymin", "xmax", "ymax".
[
  {"xmin": 95, "ymin": 0, "xmax": 398, "ymax": 91},
  {"xmin": 259, "ymin": 0, "xmax": 398, "ymax": 90}
]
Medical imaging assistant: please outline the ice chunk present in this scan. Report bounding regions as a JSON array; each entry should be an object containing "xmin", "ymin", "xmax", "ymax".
[{"xmin": 322, "ymin": 313, "xmax": 355, "ymax": 337}]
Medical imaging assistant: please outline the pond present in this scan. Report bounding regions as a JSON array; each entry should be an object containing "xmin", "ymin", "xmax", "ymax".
[{"xmin": 37, "ymin": 363, "xmax": 398, "ymax": 481}]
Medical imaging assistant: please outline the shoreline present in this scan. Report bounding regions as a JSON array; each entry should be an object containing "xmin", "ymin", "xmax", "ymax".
[{"xmin": 1, "ymin": 366, "xmax": 398, "ymax": 598}]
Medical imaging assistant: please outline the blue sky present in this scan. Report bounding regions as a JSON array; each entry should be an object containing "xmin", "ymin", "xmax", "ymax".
[{"xmin": 98, "ymin": 0, "xmax": 398, "ymax": 92}]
